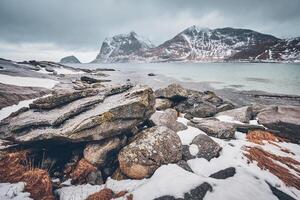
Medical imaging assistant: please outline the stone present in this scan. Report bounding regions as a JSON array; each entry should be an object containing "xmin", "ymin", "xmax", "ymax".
[
  {"xmin": 111, "ymin": 167, "xmax": 129, "ymax": 181},
  {"xmin": 257, "ymin": 105, "xmax": 300, "ymax": 142},
  {"xmin": 81, "ymin": 76, "xmax": 111, "ymax": 84},
  {"xmin": 155, "ymin": 182, "xmax": 212, "ymax": 200},
  {"xmin": 182, "ymin": 145, "xmax": 195, "ymax": 161},
  {"xmin": 0, "ymin": 85, "xmax": 155, "ymax": 143},
  {"xmin": 155, "ymin": 98, "xmax": 173, "ymax": 110},
  {"xmin": 190, "ymin": 134, "xmax": 221, "ymax": 160},
  {"xmin": 216, "ymin": 103, "xmax": 235, "ymax": 113},
  {"xmin": 84, "ymin": 137, "xmax": 123, "ymax": 166},
  {"xmin": 216, "ymin": 106, "xmax": 253, "ymax": 123},
  {"xmin": 188, "ymin": 119, "xmax": 235, "ymax": 139},
  {"xmin": 176, "ymin": 160, "xmax": 193, "ymax": 173},
  {"xmin": 148, "ymin": 73, "xmax": 156, "ymax": 76},
  {"xmin": 118, "ymin": 126, "xmax": 182, "ymax": 179},
  {"xmin": 175, "ymin": 92, "xmax": 217, "ymax": 118},
  {"xmin": 155, "ymin": 84, "xmax": 188, "ymax": 101},
  {"xmin": 150, "ymin": 109, "xmax": 187, "ymax": 132},
  {"xmin": 201, "ymin": 91, "xmax": 224, "ymax": 106},
  {"xmin": 209, "ymin": 167, "xmax": 236, "ymax": 179}
]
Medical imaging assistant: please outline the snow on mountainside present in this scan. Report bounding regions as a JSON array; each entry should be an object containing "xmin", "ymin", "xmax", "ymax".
[
  {"xmin": 255, "ymin": 37, "xmax": 300, "ymax": 62},
  {"xmin": 92, "ymin": 26, "xmax": 300, "ymax": 63},
  {"xmin": 93, "ymin": 31, "xmax": 155, "ymax": 63}
]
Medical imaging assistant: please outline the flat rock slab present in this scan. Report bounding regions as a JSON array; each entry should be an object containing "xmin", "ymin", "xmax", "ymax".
[
  {"xmin": 257, "ymin": 105, "xmax": 300, "ymax": 142},
  {"xmin": 0, "ymin": 85, "xmax": 155, "ymax": 143}
]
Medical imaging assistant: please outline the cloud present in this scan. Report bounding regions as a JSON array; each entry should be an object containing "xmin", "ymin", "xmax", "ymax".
[{"xmin": 0, "ymin": 0, "xmax": 299, "ymax": 62}]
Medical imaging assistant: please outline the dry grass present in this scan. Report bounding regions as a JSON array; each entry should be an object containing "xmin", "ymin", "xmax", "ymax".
[
  {"xmin": 86, "ymin": 188, "xmax": 128, "ymax": 200},
  {"xmin": 246, "ymin": 130, "xmax": 287, "ymax": 144},
  {"xmin": 0, "ymin": 151, "xmax": 54, "ymax": 200},
  {"xmin": 70, "ymin": 158, "xmax": 97, "ymax": 184},
  {"xmin": 244, "ymin": 146, "xmax": 300, "ymax": 189}
]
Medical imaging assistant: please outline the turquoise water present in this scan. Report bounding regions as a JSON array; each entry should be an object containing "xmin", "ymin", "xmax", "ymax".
[{"xmin": 74, "ymin": 62, "xmax": 300, "ymax": 95}]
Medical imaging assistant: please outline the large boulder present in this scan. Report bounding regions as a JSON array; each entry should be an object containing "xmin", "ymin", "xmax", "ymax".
[
  {"xmin": 154, "ymin": 98, "xmax": 173, "ymax": 110},
  {"xmin": 0, "ymin": 85, "xmax": 155, "ymax": 143},
  {"xmin": 83, "ymin": 137, "xmax": 124, "ymax": 166},
  {"xmin": 188, "ymin": 119, "xmax": 235, "ymax": 139},
  {"xmin": 118, "ymin": 126, "xmax": 182, "ymax": 179},
  {"xmin": 175, "ymin": 90, "xmax": 217, "ymax": 118},
  {"xmin": 257, "ymin": 106, "xmax": 300, "ymax": 142},
  {"xmin": 190, "ymin": 134, "xmax": 222, "ymax": 160},
  {"xmin": 150, "ymin": 109, "xmax": 187, "ymax": 132},
  {"xmin": 155, "ymin": 84, "xmax": 188, "ymax": 101},
  {"xmin": 216, "ymin": 106, "xmax": 253, "ymax": 123}
]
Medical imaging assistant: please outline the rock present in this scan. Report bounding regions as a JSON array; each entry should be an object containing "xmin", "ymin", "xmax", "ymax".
[
  {"xmin": 174, "ymin": 90, "xmax": 217, "ymax": 118},
  {"xmin": 154, "ymin": 182, "xmax": 212, "ymax": 200},
  {"xmin": 70, "ymin": 159, "xmax": 103, "ymax": 185},
  {"xmin": 182, "ymin": 145, "xmax": 195, "ymax": 161},
  {"xmin": 266, "ymin": 182, "xmax": 296, "ymax": 200},
  {"xmin": 60, "ymin": 55, "xmax": 81, "ymax": 64},
  {"xmin": 216, "ymin": 103, "xmax": 235, "ymax": 113},
  {"xmin": 0, "ymin": 83, "xmax": 50, "ymax": 109},
  {"xmin": 81, "ymin": 76, "xmax": 111, "ymax": 84},
  {"xmin": 176, "ymin": 99, "xmax": 217, "ymax": 118},
  {"xmin": 209, "ymin": 167, "xmax": 236, "ymax": 179},
  {"xmin": 155, "ymin": 84, "xmax": 188, "ymax": 101},
  {"xmin": 176, "ymin": 160, "xmax": 193, "ymax": 173},
  {"xmin": 150, "ymin": 109, "xmax": 187, "ymax": 132},
  {"xmin": 45, "ymin": 66, "xmax": 55, "ymax": 72},
  {"xmin": 184, "ymin": 113, "xmax": 194, "ymax": 120},
  {"xmin": 216, "ymin": 106, "xmax": 253, "ymax": 123},
  {"xmin": 118, "ymin": 126, "xmax": 182, "ymax": 179},
  {"xmin": 111, "ymin": 167, "xmax": 129, "ymax": 181},
  {"xmin": 84, "ymin": 137, "xmax": 123, "ymax": 166},
  {"xmin": 148, "ymin": 73, "xmax": 156, "ymax": 76},
  {"xmin": 155, "ymin": 98, "xmax": 173, "ymax": 110},
  {"xmin": 202, "ymin": 91, "xmax": 224, "ymax": 106},
  {"xmin": 257, "ymin": 105, "xmax": 300, "ymax": 142},
  {"xmin": 0, "ymin": 85, "xmax": 155, "ymax": 143},
  {"xmin": 190, "ymin": 134, "xmax": 221, "ymax": 160},
  {"xmin": 188, "ymin": 119, "xmax": 235, "ymax": 139}
]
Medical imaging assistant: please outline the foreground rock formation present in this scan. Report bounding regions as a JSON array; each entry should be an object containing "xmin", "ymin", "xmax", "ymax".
[{"xmin": 0, "ymin": 67, "xmax": 299, "ymax": 200}]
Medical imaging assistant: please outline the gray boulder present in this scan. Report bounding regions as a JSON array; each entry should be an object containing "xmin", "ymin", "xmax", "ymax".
[
  {"xmin": 155, "ymin": 98, "xmax": 173, "ymax": 110},
  {"xmin": 257, "ymin": 105, "xmax": 300, "ymax": 142},
  {"xmin": 155, "ymin": 84, "xmax": 188, "ymax": 101},
  {"xmin": 188, "ymin": 119, "xmax": 235, "ymax": 139},
  {"xmin": 83, "ymin": 137, "xmax": 124, "ymax": 166},
  {"xmin": 150, "ymin": 109, "xmax": 187, "ymax": 132},
  {"xmin": 216, "ymin": 106, "xmax": 253, "ymax": 123},
  {"xmin": 0, "ymin": 85, "xmax": 155, "ymax": 143},
  {"xmin": 60, "ymin": 55, "xmax": 81, "ymax": 64},
  {"xmin": 118, "ymin": 126, "xmax": 182, "ymax": 179},
  {"xmin": 190, "ymin": 134, "xmax": 221, "ymax": 160}
]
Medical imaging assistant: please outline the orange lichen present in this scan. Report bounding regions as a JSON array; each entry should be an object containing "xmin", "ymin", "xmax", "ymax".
[
  {"xmin": 0, "ymin": 151, "xmax": 54, "ymax": 200},
  {"xmin": 244, "ymin": 146, "xmax": 300, "ymax": 189}
]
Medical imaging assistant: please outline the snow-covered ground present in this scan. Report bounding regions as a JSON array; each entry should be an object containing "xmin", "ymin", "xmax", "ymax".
[
  {"xmin": 0, "ymin": 182, "xmax": 32, "ymax": 200},
  {"xmin": 57, "ymin": 115, "xmax": 300, "ymax": 200},
  {"xmin": 0, "ymin": 74, "xmax": 58, "ymax": 89}
]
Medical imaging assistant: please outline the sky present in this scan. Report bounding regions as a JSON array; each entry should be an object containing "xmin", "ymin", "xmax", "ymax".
[{"xmin": 0, "ymin": 0, "xmax": 300, "ymax": 63}]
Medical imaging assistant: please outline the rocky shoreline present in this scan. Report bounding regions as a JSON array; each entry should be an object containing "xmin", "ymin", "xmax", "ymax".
[{"xmin": 0, "ymin": 59, "xmax": 300, "ymax": 200}]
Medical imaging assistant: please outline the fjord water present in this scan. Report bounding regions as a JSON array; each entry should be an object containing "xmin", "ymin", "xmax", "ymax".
[{"xmin": 78, "ymin": 62, "xmax": 300, "ymax": 95}]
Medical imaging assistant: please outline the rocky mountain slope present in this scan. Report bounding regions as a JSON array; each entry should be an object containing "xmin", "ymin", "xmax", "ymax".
[
  {"xmin": 60, "ymin": 55, "xmax": 81, "ymax": 64},
  {"xmin": 93, "ymin": 26, "xmax": 300, "ymax": 63},
  {"xmin": 93, "ymin": 31, "xmax": 155, "ymax": 63}
]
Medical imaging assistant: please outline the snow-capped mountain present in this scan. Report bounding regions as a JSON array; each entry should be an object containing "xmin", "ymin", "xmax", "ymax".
[
  {"xmin": 93, "ymin": 31, "xmax": 155, "ymax": 63},
  {"xmin": 92, "ymin": 26, "xmax": 300, "ymax": 63},
  {"xmin": 255, "ymin": 37, "xmax": 300, "ymax": 62}
]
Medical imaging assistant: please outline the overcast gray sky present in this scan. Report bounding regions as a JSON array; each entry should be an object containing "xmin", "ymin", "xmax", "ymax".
[{"xmin": 1, "ymin": 0, "xmax": 300, "ymax": 62}]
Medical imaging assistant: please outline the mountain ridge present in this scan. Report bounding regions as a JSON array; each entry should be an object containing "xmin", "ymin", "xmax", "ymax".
[{"xmin": 93, "ymin": 26, "xmax": 300, "ymax": 63}]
